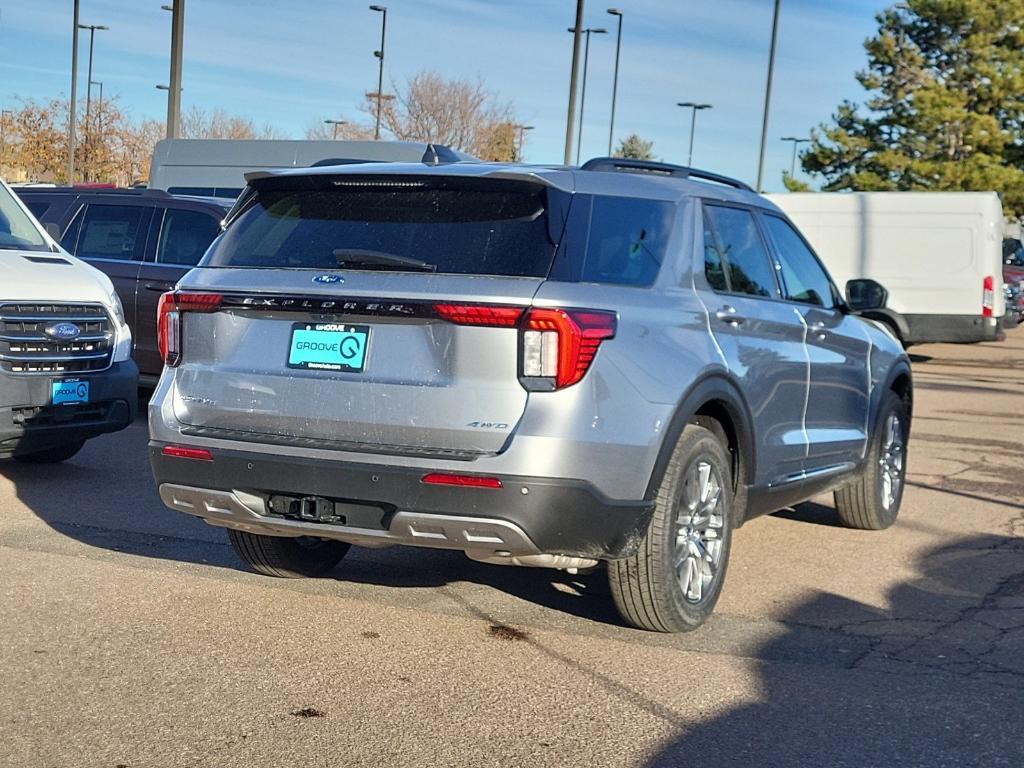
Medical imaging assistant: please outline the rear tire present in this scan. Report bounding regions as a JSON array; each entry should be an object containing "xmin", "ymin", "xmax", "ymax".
[
  {"xmin": 13, "ymin": 440, "xmax": 85, "ymax": 464},
  {"xmin": 834, "ymin": 391, "xmax": 908, "ymax": 530},
  {"xmin": 608, "ymin": 424, "xmax": 734, "ymax": 633},
  {"xmin": 227, "ymin": 530, "xmax": 350, "ymax": 578}
]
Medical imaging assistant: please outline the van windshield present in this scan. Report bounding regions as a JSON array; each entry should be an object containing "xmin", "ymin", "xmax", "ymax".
[
  {"xmin": 203, "ymin": 177, "xmax": 562, "ymax": 277},
  {"xmin": 0, "ymin": 184, "xmax": 49, "ymax": 252}
]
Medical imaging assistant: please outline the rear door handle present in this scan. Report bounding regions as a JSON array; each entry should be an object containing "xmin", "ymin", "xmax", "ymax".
[
  {"xmin": 144, "ymin": 283, "xmax": 173, "ymax": 292},
  {"xmin": 715, "ymin": 306, "xmax": 745, "ymax": 325}
]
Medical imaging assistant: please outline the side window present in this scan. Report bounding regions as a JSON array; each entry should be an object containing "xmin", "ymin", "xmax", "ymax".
[
  {"xmin": 156, "ymin": 208, "xmax": 222, "ymax": 266},
  {"xmin": 704, "ymin": 205, "xmax": 778, "ymax": 298},
  {"xmin": 580, "ymin": 196, "xmax": 674, "ymax": 286},
  {"xmin": 25, "ymin": 201, "xmax": 52, "ymax": 219},
  {"xmin": 761, "ymin": 215, "xmax": 836, "ymax": 309},
  {"xmin": 74, "ymin": 204, "xmax": 145, "ymax": 261},
  {"xmin": 702, "ymin": 212, "xmax": 728, "ymax": 291}
]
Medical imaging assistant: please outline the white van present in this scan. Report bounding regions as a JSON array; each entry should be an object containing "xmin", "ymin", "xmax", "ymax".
[
  {"xmin": 0, "ymin": 177, "xmax": 137, "ymax": 463},
  {"xmin": 148, "ymin": 139, "xmax": 472, "ymax": 198},
  {"xmin": 766, "ymin": 192, "xmax": 1006, "ymax": 344}
]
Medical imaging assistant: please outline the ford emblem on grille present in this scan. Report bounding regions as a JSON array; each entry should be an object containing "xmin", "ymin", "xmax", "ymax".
[
  {"xmin": 312, "ymin": 274, "xmax": 344, "ymax": 285},
  {"xmin": 45, "ymin": 322, "xmax": 82, "ymax": 340}
]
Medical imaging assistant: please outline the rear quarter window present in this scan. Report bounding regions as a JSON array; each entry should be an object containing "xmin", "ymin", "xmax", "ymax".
[{"xmin": 581, "ymin": 196, "xmax": 674, "ymax": 286}]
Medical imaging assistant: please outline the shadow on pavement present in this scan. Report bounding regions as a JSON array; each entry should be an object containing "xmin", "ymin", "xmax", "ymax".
[{"xmin": 645, "ymin": 532, "xmax": 1024, "ymax": 768}]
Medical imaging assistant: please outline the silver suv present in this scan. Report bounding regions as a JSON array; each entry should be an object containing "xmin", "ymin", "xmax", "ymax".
[{"xmin": 149, "ymin": 157, "xmax": 912, "ymax": 632}]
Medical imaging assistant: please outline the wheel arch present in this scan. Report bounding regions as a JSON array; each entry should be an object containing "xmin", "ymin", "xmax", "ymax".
[{"xmin": 644, "ymin": 371, "xmax": 756, "ymax": 525}]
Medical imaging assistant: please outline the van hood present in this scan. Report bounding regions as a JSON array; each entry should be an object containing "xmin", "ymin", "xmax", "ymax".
[{"xmin": 0, "ymin": 248, "xmax": 116, "ymax": 305}]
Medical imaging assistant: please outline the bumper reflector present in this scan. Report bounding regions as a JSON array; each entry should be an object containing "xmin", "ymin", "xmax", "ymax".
[
  {"xmin": 162, "ymin": 445, "xmax": 214, "ymax": 461},
  {"xmin": 421, "ymin": 472, "xmax": 502, "ymax": 489}
]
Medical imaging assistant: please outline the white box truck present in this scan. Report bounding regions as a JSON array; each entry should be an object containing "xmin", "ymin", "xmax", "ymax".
[{"xmin": 766, "ymin": 192, "xmax": 1005, "ymax": 344}]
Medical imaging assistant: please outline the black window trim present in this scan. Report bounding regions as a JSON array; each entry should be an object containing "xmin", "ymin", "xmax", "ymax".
[
  {"xmin": 700, "ymin": 199, "xmax": 784, "ymax": 302},
  {"xmin": 756, "ymin": 210, "xmax": 847, "ymax": 312}
]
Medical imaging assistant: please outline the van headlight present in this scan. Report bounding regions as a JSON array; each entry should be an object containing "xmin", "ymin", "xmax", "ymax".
[
  {"xmin": 107, "ymin": 290, "xmax": 133, "ymax": 363},
  {"xmin": 108, "ymin": 290, "xmax": 126, "ymax": 326}
]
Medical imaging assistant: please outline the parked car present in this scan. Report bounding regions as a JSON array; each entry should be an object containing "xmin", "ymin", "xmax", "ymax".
[
  {"xmin": 13, "ymin": 187, "xmax": 230, "ymax": 381},
  {"xmin": 766, "ymin": 192, "xmax": 1006, "ymax": 345},
  {"xmin": 1003, "ymin": 237, "xmax": 1024, "ymax": 287},
  {"xmin": 148, "ymin": 157, "xmax": 912, "ymax": 633},
  {"xmin": 0, "ymin": 177, "xmax": 137, "ymax": 463}
]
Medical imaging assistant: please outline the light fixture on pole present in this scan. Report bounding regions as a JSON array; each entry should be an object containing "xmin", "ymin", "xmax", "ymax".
[
  {"xmin": 606, "ymin": 8, "xmax": 623, "ymax": 156},
  {"xmin": 567, "ymin": 25, "xmax": 607, "ymax": 165},
  {"xmin": 77, "ymin": 22, "xmax": 108, "ymax": 182},
  {"xmin": 756, "ymin": 0, "xmax": 782, "ymax": 193},
  {"xmin": 369, "ymin": 5, "xmax": 388, "ymax": 141},
  {"xmin": 780, "ymin": 136, "xmax": 809, "ymax": 177},
  {"xmin": 324, "ymin": 119, "xmax": 348, "ymax": 141},
  {"xmin": 677, "ymin": 102, "xmax": 712, "ymax": 166},
  {"xmin": 515, "ymin": 124, "xmax": 535, "ymax": 161}
]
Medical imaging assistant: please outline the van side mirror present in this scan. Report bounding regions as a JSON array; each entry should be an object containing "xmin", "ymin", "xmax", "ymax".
[
  {"xmin": 44, "ymin": 222, "xmax": 62, "ymax": 241},
  {"xmin": 845, "ymin": 279, "xmax": 888, "ymax": 311}
]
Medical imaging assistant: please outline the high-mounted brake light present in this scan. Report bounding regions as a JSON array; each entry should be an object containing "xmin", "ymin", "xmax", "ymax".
[
  {"xmin": 982, "ymin": 276, "xmax": 995, "ymax": 318},
  {"xmin": 520, "ymin": 308, "xmax": 616, "ymax": 390},
  {"xmin": 157, "ymin": 291, "xmax": 222, "ymax": 367},
  {"xmin": 421, "ymin": 472, "xmax": 503, "ymax": 489}
]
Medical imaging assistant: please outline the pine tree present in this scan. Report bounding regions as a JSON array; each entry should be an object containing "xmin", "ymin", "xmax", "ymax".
[
  {"xmin": 801, "ymin": 0, "xmax": 1024, "ymax": 215},
  {"xmin": 615, "ymin": 134, "xmax": 655, "ymax": 160}
]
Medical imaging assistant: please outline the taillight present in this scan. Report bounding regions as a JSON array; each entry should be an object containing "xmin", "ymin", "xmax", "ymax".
[
  {"xmin": 433, "ymin": 303, "xmax": 523, "ymax": 327},
  {"xmin": 157, "ymin": 291, "xmax": 222, "ymax": 367},
  {"xmin": 982, "ymin": 276, "xmax": 995, "ymax": 318},
  {"xmin": 520, "ymin": 308, "xmax": 616, "ymax": 390}
]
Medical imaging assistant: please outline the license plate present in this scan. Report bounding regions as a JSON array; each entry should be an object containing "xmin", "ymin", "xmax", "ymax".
[
  {"xmin": 52, "ymin": 378, "xmax": 90, "ymax": 405},
  {"xmin": 287, "ymin": 323, "xmax": 370, "ymax": 372}
]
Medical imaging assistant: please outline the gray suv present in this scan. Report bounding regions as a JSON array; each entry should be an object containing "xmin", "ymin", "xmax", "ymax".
[{"xmin": 148, "ymin": 157, "xmax": 912, "ymax": 632}]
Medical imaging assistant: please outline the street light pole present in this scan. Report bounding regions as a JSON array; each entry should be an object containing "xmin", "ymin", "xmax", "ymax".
[
  {"xmin": 90, "ymin": 80, "xmax": 103, "ymax": 149},
  {"xmin": 78, "ymin": 23, "xmax": 107, "ymax": 182},
  {"xmin": 606, "ymin": 8, "xmax": 623, "ymax": 156},
  {"xmin": 370, "ymin": 5, "xmax": 387, "ymax": 141},
  {"xmin": 68, "ymin": 0, "xmax": 80, "ymax": 184},
  {"xmin": 163, "ymin": 1, "xmax": 185, "ymax": 139},
  {"xmin": 324, "ymin": 119, "xmax": 348, "ymax": 141},
  {"xmin": 756, "ymin": 0, "xmax": 781, "ymax": 193},
  {"xmin": 780, "ymin": 136, "xmax": 809, "ymax": 177},
  {"xmin": 564, "ymin": 0, "xmax": 585, "ymax": 166},
  {"xmin": 677, "ymin": 102, "xmax": 712, "ymax": 166},
  {"xmin": 516, "ymin": 124, "xmax": 534, "ymax": 161},
  {"xmin": 568, "ymin": 26, "xmax": 607, "ymax": 166}
]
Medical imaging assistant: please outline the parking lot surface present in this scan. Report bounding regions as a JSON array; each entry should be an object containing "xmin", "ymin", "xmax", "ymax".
[{"xmin": 2, "ymin": 332, "xmax": 1022, "ymax": 768}]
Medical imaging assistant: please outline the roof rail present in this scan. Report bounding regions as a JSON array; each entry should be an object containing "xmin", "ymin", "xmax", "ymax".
[{"xmin": 579, "ymin": 157, "xmax": 754, "ymax": 192}]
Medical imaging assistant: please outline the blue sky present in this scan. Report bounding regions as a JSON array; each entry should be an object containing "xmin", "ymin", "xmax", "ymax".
[{"xmin": 0, "ymin": 0, "xmax": 889, "ymax": 191}]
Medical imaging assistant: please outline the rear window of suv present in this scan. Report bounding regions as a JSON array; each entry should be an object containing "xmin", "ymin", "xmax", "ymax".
[{"xmin": 203, "ymin": 177, "xmax": 563, "ymax": 278}]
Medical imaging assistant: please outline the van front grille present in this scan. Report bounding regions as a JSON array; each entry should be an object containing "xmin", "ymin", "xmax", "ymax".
[{"xmin": 0, "ymin": 303, "xmax": 114, "ymax": 374}]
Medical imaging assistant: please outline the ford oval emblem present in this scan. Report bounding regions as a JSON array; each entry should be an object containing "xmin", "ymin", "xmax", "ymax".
[
  {"xmin": 312, "ymin": 274, "xmax": 344, "ymax": 285},
  {"xmin": 45, "ymin": 322, "xmax": 82, "ymax": 340}
]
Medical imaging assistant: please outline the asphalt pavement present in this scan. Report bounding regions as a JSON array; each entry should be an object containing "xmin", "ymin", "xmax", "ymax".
[{"xmin": 1, "ymin": 330, "xmax": 1022, "ymax": 767}]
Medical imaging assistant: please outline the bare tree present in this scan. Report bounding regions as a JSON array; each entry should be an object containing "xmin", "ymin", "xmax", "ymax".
[
  {"xmin": 368, "ymin": 70, "xmax": 519, "ymax": 159},
  {"xmin": 180, "ymin": 106, "xmax": 282, "ymax": 140}
]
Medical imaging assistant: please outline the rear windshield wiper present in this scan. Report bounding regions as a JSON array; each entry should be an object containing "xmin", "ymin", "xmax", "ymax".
[{"xmin": 333, "ymin": 249, "xmax": 437, "ymax": 272}]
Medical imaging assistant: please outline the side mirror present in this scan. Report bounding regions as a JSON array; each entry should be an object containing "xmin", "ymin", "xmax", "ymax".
[
  {"xmin": 845, "ymin": 279, "xmax": 888, "ymax": 312},
  {"xmin": 44, "ymin": 222, "xmax": 62, "ymax": 241}
]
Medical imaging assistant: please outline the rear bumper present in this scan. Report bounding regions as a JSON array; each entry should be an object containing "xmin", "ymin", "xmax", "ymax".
[
  {"xmin": 903, "ymin": 314, "xmax": 1002, "ymax": 344},
  {"xmin": 0, "ymin": 361, "xmax": 138, "ymax": 457},
  {"xmin": 149, "ymin": 442, "xmax": 654, "ymax": 561}
]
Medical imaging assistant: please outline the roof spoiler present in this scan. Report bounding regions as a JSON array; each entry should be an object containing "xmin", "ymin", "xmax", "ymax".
[{"xmin": 580, "ymin": 157, "xmax": 754, "ymax": 192}]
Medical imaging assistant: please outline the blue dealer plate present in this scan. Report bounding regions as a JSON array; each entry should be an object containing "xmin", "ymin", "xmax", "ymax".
[
  {"xmin": 287, "ymin": 323, "xmax": 370, "ymax": 372},
  {"xmin": 52, "ymin": 378, "xmax": 90, "ymax": 405}
]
